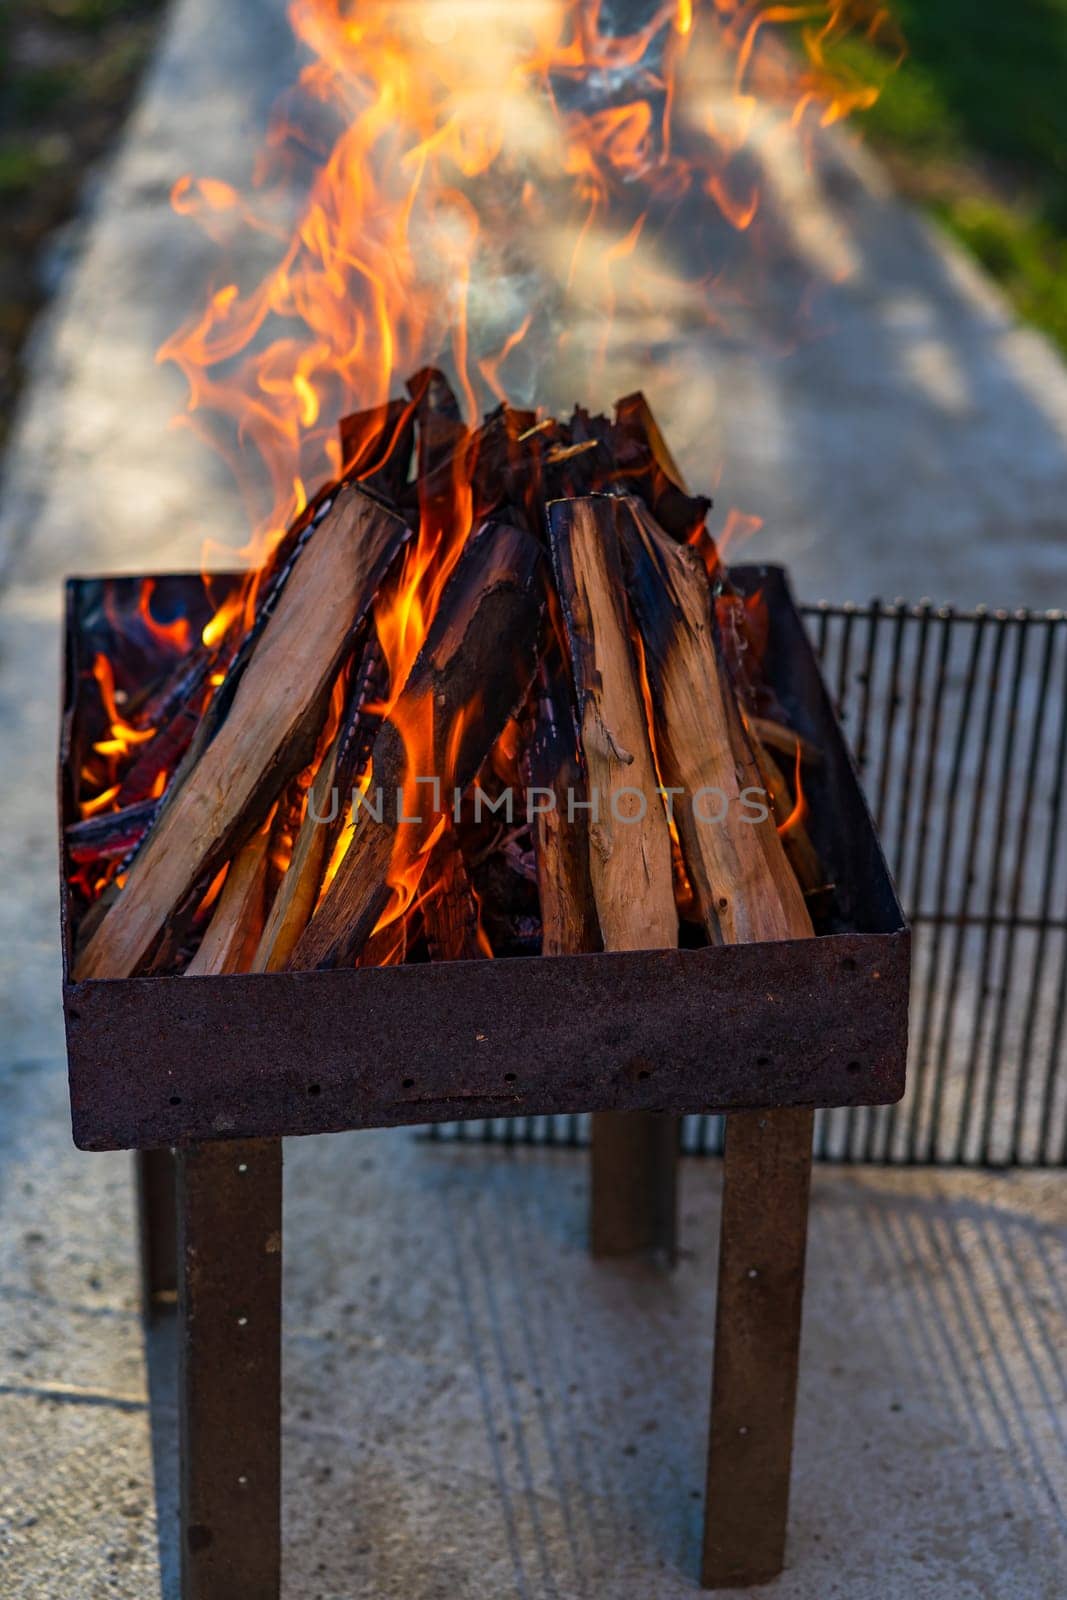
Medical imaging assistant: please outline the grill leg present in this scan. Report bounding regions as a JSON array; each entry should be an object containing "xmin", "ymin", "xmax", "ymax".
[
  {"xmin": 136, "ymin": 1147, "xmax": 177, "ymax": 1320},
  {"xmin": 702, "ymin": 1108, "xmax": 814, "ymax": 1588},
  {"xmin": 590, "ymin": 1111, "xmax": 679, "ymax": 1260},
  {"xmin": 177, "ymin": 1138, "xmax": 283, "ymax": 1600}
]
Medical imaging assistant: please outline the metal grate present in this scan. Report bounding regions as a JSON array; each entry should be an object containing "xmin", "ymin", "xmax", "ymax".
[{"xmin": 427, "ymin": 601, "xmax": 1067, "ymax": 1167}]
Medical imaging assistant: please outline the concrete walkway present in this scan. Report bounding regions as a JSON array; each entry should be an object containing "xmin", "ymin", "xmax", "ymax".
[{"xmin": 0, "ymin": 2, "xmax": 1065, "ymax": 1596}]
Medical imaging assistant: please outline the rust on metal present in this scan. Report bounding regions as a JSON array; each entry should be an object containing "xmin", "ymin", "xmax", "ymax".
[
  {"xmin": 136, "ymin": 1147, "xmax": 177, "ymax": 1318},
  {"xmin": 702, "ymin": 1108, "xmax": 815, "ymax": 1588},
  {"xmin": 178, "ymin": 1137, "xmax": 282, "ymax": 1600},
  {"xmin": 590, "ymin": 1111, "xmax": 680, "ymax": 1260},
  {"xmin": 62, "ymin": 932, "xmax": 906, "ymax": 1149}
]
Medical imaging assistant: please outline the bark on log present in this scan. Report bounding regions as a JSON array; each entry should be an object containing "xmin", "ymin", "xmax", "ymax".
[
  {"xmin": 289, "ymin": 518, "xmax": 545, "ymax": 971},
  {"xmin": 616, "ymin": 495, "xmax": 812, "ymax": 946},
  {"xmin": 547, "ymin": 495, "xmax": 677, "ymax": 953},
  {"xmin": 74, "ymin": 488, "xmax": 410, "ymax": 980},
  {"xmin": 529, "ymin": 648, "xmax": 600, "ymax": 958}
]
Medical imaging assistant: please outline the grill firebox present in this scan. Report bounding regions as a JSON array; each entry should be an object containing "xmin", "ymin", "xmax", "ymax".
[
  {"xmin": 60, "ymin": 563, "xmax": 909, "ymax": 1152},
  {"xmin": 58, "ymin": 560, "xmax": 909, "ymax": 1597}
]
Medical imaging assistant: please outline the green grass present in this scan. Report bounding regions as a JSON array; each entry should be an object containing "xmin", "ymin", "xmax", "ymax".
[
  {"xmin": 0, "ymin": 0, "xmax": 165, "ymax": 446},
  {"xmin": 0, "ymin": 141, "xmax": 49, "ymax": 197},
  {"xmin": 830, "ymin": 0, "xmax": 1067, "ymax": 353}
]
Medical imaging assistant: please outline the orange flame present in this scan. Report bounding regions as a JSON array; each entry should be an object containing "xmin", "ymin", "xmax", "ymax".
[
  {"xmin": 136, "ymin": 579, "xmax": 192, "ymax": 656},
  {"xmin": 159, "ymin": 1, "xmax": 896, "ymax": 572},
  {"xmin": 777, "ymin": 737, "xmax": 808, "ymax": 837},
  {"xmin": 85, "ymin": 654, "xmax": 155, "ymax": 796},
  {"xmin": 69, "ymin": 2, "xmax": 896, "ymax": 937}
]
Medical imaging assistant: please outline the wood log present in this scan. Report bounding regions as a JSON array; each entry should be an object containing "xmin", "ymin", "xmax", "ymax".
[
  {"xmin": 406, "ymin": 367, "xmax": 468, "ymax": 527},
  {"xmin": 469, "ymin": 404, "xmax": 538, "ymax": 525},
  {"xmin": 338, "ymin": 398, "xmax": 415, "ymax": 502},
  {"xmin": 66, "ymin": 798, "xmax": 159, "ymax": 866},
  {"xmin": 547, "ymin": 494, "xmax": 678, "ymax": 1261},
  {"xmin": 529, "ymin": 648, "xmax": 599, "ymax": 958},
  {"xmin": 546, "ymin": 496, "xmax": 677, "ymax": 953},
  {"xmin": 408, "ymin": 367, "xmax": 465, "ymax": 474},
  {"xmin": 74, "ymin": 488, "xmax": 410, "ymax": 980},
  {"xmin": 249, "ymin": 629, "xmax": 388, "ymax": 976},
  {"xmin": 250, "ymin": 738, "xmax": 341, "ymax": 973},
  {"xmin": 264, "ymin": 768, "xmax": 309, "ymax": 908},
  {"xmin": 422, "ymin": 823, "xmax": 485, "ymax": 961},
  {"xmin": 116, "ymin": 663, "xmax": 213, "ymax": 807},
  {"xmin": 356, "ymin": 916, "xmax": 408, "ymax": 969},
  {"xmin": 616, "ymin": 495, "xmax": 812, "ymax": 946},
  {"xmin": 185, "ymin": 827, "xmax": 271, "ymax": 976},
  {"xmin": 125, "ymin": 490, "xmax": 344, "ymax": 841},
  {"xmin": 749, "ymin": 715, "xmax": 821, "ymax": 769},
  {"xmin": 542, "ymin": 438, "xmax": 613, "ymax": 509},
  {"xmin": 328, "ymin": 637, "xmax": 387, "ymax": 811},
  {"xmin": 289, "ymin": 518, "xmax": 546, "ymax": 971},
  {"xmin": 126, "ymin": 637, "xmax": 219, "ymax": 736},
  {"xmin": 612, "ymin": 392, "xmax": 711, "ymax": 541}
]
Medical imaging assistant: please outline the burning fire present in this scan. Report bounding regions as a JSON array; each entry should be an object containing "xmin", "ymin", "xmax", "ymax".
[
  {"xmin": 74, "ymin": 1, "xmax": 897, "ymax": 954},
  {"xmin": 777, "ymin": 737, "xmax": 808, "ymax": 837},
  {"xmin": 159, "ymin": 0, "xmax": 899, "ymax": 567}
]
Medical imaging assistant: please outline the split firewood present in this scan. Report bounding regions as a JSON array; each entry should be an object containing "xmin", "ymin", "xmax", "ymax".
[
  {"xmin": 116, "ymin": 666, "xmax": 213, "ymax": 807},
  {"xmin": 186, "ymin": 826, "xmax": 271, "ymax": 977},
  {"xmin": 406, "ymin": 366, "xmax": 469, "ymax": 529},
  {"xmin": 548, "ymin": 493, "xmax": 680, "ymax": 1262},
  {"xmin": 251, "ymin": 631, "xmax": 390, "ymax": 972},
  {"xmin": 339, "ymin": 397, "xmax": 415, "ymax": 502},
  {"xmin": 422, "ymin": 823, "xmax": 485, "ymax": 961},
  {"xmin": 66, "ymin": 798, "xmax": 159, "ymax": 867},
  {"xmin": 132, "ymin": 491, "xmax": 344, "ymax": 834},
  {"xmin": 612, "ymin": 392, "xmax": 711, "ymax": 541},
  {"xmin": 70, "ymin": 378, "xmax": 828, "ymax": 994},
  {"xmin": 547, "ymin": 496, "xmax": 677, "ymax": 953},
  {"xmin": 250, "ymin": 746, "xmax": 341, "ymax": 974},
  {"xmin": 250, "ymin": 638, "xmax": 373, "ymax": 973},
  {"xmin": 404, "ymin": 402, "xmax": 540, "ymax": 533},
  {"xmin": 616, "ymin": 495, "xmax": 812, "ymax": 945},
  {"xmin": 140, "ymin": 864, "xmax": 224, "ymax": 977},
  {"xmin": 126, "ymin": 637, "xmax": 218, "ymax": 737},
  {"xmin": 357, "ymin": 916, "xmax": 408, "ymax": 969},
  {"xmin": 748, "ymin": 714, "xmax": 821, "ymax": 769},
  {"xmin": 529, "ymin": 647, "xmax": 599, "ymax": 957},
  {"xmin": 263, "ymin": 772, "xmax": 306, "ymax": 908},
  {"xmin": 290, "ymin": 517, "xmax": 546, "ymax": 970},
  {"xmin": 616, "ymin": 391, "xmax": 686, "ymax": 481},
  {"xmin": 469, "ymin": 404, "xmax": 538, "ymax": 525},
  {"xmin": 74, "ymin": 487, "xmax": 410, "ymax": 980}
]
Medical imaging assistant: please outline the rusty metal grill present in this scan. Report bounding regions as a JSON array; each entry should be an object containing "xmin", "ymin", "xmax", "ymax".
[{"xmin": 428, "ymin": 599, "xmax": 1067, "ymax": 1167}]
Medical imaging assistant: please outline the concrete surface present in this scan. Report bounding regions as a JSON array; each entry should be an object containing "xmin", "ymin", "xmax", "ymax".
[
  {"xmin": 0, "ymin": 1, "xmax": 1066, "ymax": 1596},
  {"xmin": 1, "ymin": 1077, "xmax": 1065, "ymax": 1598}
]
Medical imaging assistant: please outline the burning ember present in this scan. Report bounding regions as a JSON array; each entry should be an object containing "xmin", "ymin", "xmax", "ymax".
[{"xmin": 66, "ymin": 1, "xmax": 893, "ymax": 978}]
